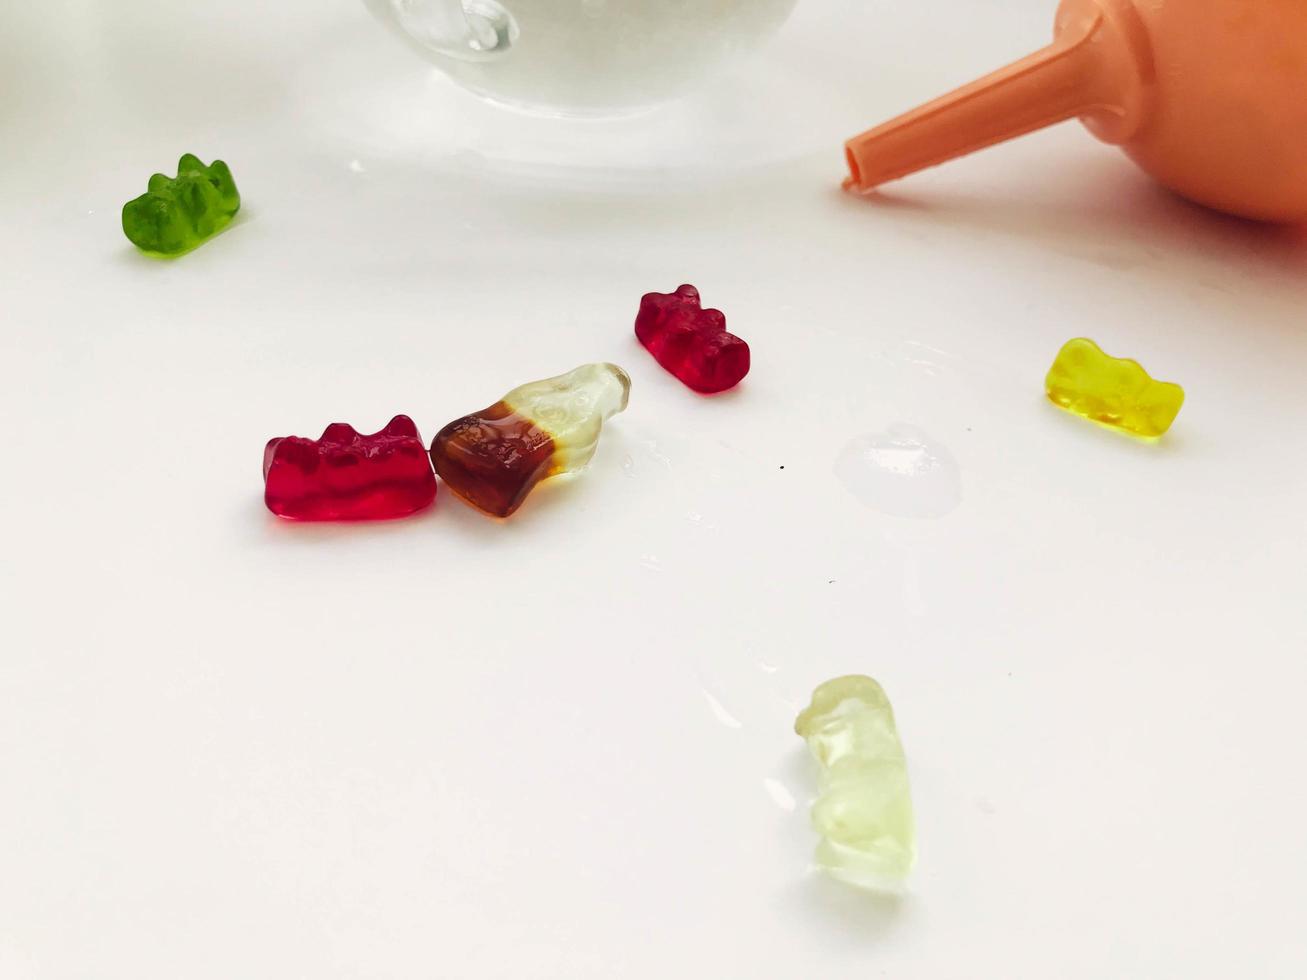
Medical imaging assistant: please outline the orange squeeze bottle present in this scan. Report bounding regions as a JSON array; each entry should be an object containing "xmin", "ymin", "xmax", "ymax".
[{"xmin": 844, "ymin": 0, "xmax": 1307, "ymax": 223}]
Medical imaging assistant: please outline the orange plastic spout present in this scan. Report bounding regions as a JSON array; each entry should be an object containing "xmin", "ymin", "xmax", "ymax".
[
  {"xmin": 844, "ymin": 0, "xmax": 1307, "ymax": 224},
  {"xmin": 845, "ymin": 6, "xmax": 1138, "ymax": 191}
]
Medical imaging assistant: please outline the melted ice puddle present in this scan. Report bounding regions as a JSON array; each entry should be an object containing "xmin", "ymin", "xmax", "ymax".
[{"xmin": 835, "ymin": 425, "xmax": 961, "ymax": 519}]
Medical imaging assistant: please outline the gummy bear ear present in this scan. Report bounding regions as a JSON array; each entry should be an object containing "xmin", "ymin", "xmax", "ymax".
[
  {"xmin": 262, "ymin": 438, "xmax": 285, "ymax": 480},
  {"xmin": 382, "ymin": 415, "xmax": 420, "ymax": 438},
  {"xmin": 319, "ymin": 422, "xmax": 362, "ymax": 444},
  {"xmin": 700, "ymin": 309, "xmax": 728, "ymax": 332},
  {"xmin": 675, "ymin": 284, "xmax": 701, "ymax": 303}
]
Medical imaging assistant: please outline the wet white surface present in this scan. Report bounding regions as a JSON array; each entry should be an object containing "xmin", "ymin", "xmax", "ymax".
[
  {"xmin": 835, "ymin": 425, "xmax": 962, "ymax": 518},
  {"xmin": 2, "ymin": 1, "xmax": 1306, "ymax": 977}
]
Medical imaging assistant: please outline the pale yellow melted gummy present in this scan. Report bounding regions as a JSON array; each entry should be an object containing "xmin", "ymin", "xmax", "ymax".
[
  {"xmin": 795, "ymin": 675, "xmax": 916, "ymax": 889},
  {"xmin": 503, "ymin": 363, "xmax": 631, "ymax": 477}
]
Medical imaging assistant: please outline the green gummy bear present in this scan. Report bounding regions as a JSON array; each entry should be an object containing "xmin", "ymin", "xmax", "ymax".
[{"xmin": 121, "ymin": 154, "xmax": 240, "ymax": 257}]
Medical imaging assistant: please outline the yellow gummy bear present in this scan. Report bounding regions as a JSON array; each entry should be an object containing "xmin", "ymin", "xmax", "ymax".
[
  {"xmin": 795, "ymin": 676, "xmax": 916, "ymax": 890},
  {"xmin": 1045, "ymin": 338, "xmax": 1185, "ymax": 438}
]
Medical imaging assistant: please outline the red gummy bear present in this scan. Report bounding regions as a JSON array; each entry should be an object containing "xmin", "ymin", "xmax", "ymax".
[
  {"xmin": 263, "ymin": 415, "xmax": 437, "ymax": 521},
  {"xmin": 635, "ymin": 284, "xmax": 750, "ymax": 394}
]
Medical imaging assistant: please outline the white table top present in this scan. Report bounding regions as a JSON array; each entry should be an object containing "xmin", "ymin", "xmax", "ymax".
[{"xmin": 3, "ymin": 1, "xmax": 1305, "ymax": 977}]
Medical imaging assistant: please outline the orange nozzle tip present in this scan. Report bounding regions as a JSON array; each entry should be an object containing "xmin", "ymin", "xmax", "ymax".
[
  {"xmin": 837, "ymin": 13, "xmax": 1112, "ymax": 198},
  {"xmin": 842, "ymin": 146, "xmax": 870, "ymax": 194},
  {"xmin": 843, "ymin": 147, "xmax": 860, "ymax": 185}
]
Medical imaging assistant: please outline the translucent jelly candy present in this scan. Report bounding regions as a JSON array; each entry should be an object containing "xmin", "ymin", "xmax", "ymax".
[
  {"xmin": 635, "ymin": 284, "xmax": 750, "ymax": 393},
  {"xmin": 1046, "ymin": 338, "xmax": 1185, "ymax": 438},
  {"xmin": 122, "ymin": 153, "xmax": 240, "ymax": 257},
  {"xmin": 264, "ymin": 415, "xmax": 436, "ymax": 521},
  {"xmin": 795, "ymin": 675, "xmax": 916, "ymax": 890},
  {"xmin": 429, "ymin": 363, "xmax": 631, "ymax": 518}
]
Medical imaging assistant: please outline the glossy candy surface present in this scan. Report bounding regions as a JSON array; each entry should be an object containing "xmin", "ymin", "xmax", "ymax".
[
  {"xmin": 635, "ymin": 285, "xmax": 749, "ymax": 393},
  {"xmin": 1046, "ymin": 338, "xmax": 1184, "ymax": 438},
  {"xmin": 264, "ymin": 415, "xmax": 436, "ymax": 521},
  {"xmin": 122, "ymin": 153, "xmax": 240, "ymax": 256},
  {"xmin": 795, "ymin": 675, "xmax": 916, "ymax": 890},
  {"xmin": 430, "ymin": 363, "xmax": 631, "ymax": 518}
]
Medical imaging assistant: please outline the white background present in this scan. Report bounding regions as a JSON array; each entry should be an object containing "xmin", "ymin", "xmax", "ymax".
[{"xmin": 3, "ymin": 1, "xmax": 1306, "ymax": 977}]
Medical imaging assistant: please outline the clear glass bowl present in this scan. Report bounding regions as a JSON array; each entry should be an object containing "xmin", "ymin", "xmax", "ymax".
[{"xmin": 363, "ymin": 0, "xmax": 798, "ymax": 115}]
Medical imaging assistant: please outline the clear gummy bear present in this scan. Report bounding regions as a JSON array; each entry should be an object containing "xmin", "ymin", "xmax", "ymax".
[{"xmin": 795, "ymin": 675, "xmax": 917, "ymax": 890}]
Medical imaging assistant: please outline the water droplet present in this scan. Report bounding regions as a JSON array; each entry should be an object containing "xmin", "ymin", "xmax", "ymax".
[
  {"xmin": 763, "ymin": 778, "xmax": 797, "ymax": 812},
  {"xmin": 685, "ymin": 510, "xmax": 717, "ymax": 530},
  {"xmin": 834, "ymin": 425, "xmax": 961, "ymax": 519},
  {"xmin": 621, "ymin": 453, "xmax": 636, "ymax": 477},
  {"xmin": 701, "ymin": 690, "xmax": 743, "ymax": 729},
  {"xmin": 347, "ymin": 159, "xmax": 365, "ymax": 173},
  {"xmin": 643, "ymin": 440, "xmax": 673, "ymax": 470},
  {"xmin": 639, "ymin": 554, "xmax": 661, "ymax": 571},
  {"xmin": 758, "ymin": 661, "xmax": 779, "ymax": 674},
  {"xmin": 894, "ymin": 340, "xmax": 954, "ymax": 378}
]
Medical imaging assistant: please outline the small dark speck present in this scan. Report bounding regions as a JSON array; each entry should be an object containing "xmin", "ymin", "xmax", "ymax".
[
  {"xmin": 966, "ymin": 427, "xmax": 973, "ymax": 432},
  {"xmin": 779, "ymin": 465, "xmax": 785, "ymax": 470},
  {"xmin": 828, "ymin": 580, "xmax": 836, "ymax": 585}
]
